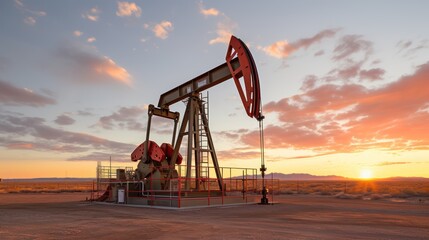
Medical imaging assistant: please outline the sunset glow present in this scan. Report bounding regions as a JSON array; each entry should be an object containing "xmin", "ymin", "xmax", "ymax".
[
  {"xmin": 1, "ymin": 1, "xmax": 429, "ymax": 179},
  {"xmin": 359, "ymin": 170, "xmax": 373, "ymax": 180}
]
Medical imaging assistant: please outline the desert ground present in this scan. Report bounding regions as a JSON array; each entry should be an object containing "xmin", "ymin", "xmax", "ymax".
[{"xmin": 1, "ymin": 192, "xmax": 428, "ymax": 240}]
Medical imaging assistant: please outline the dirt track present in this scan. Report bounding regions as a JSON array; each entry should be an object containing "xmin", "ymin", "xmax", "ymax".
[{"xmin": 1, "ymin": 193, "xmax": 428, "ymax": 239}]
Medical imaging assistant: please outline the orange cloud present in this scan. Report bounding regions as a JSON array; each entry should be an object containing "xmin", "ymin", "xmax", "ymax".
[
  {"xmin": 199, "ymin": 2, "xmax": 219, "ymax": 16},
  {"xmin": 57, "ymin": 43, "xmax": 132, "ymax": 86},
  {"xmin": 261, "ymin": 29, "xmax": 339, "ymax": 58},
  {"xmin": 241, "ymin": 61, "xmax": 429, "ymax": 154},
  {"xmin": 6, "ymin": 142, "xmax": 34, "ymax": 149},
  {"xmin": 152, "ymin": 21, "xmax": 173, "ymax": 39},
  {"xmin": 209, "ymin": 22, "xmax": 235, "ymax": 45},
  {"xmin": 95, "ymin": 58, "xmax": 131, "ymax": 85},
  {"xmin": 116, "ymin": 2, "xmax": 142, "ymax": 17}
]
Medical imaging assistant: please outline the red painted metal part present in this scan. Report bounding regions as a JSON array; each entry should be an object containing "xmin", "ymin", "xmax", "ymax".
[
  {"xmin": 161, "ymin": 143, "xmax": 183, "ymax": 164},
  {"xmin": 226, "ymin": 36, "xmax": 261, "ymax": 119},
  {"xmin": 131, "ymin": 140, "xmax": 165, "ymax": 162}
]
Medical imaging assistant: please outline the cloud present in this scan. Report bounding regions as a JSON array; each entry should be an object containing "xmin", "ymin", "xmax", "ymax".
[
  {"xmin": 116, "ymin": 2, "xmax": 142, "ymax": 17},
  {"xmin": 397, "ymin": 40, "xmax": 413, "ymax": 51},
  {"xmin": 300, "ymin": 75, "xmax": 318, "ymax": 91},
  {"xmin": 332, "ymin": 35, "xmax": 373, "ymax": 61},
  {"xmin": 3, "ymin": 140, "xmax": 87, "ymax": 153},
  {"xmin": 314, "ymin": 50, "xmax": 325, "ymax": 57},
  {"xmin": 209, "ymin": 21, "xmax": 236, "ymax": 45},
  {"xmin": 23, "ymin": 16, "xmax": 36, "ymax": 25},
  {"xmin": 56, "ymin": 42, "xmax": 132, "ymax": 86},
  {"xmin": 397, "ymin": 39, "xmax": 429, "ymax": 57},
  {"xmin": 217, "ymin": 149, "xmax": 261, "ymax": 160},
  {"xmin": 68, "ymin": 152, "xmax": 128, "ymax": 162},
  {"xmin": 14, "ymin": 0, "xmax": 24, "ymax": 7},
  {"xmin": 151, "ymin": 21, "xmax": 173, "ymax": 39},
  {"xmin": 241, "ymin": 61, "xmax": 429, "ymax": 154},
  {"xmin": 82, "ymin": 7, "xmax": 100, "ymax": 22},
  {"xmin": 77, "ymin": 110, "xmax": 93, "ymax": 116},
  {"xmin": 359, "ymin": 68, "xmax": 385, "ymax": 81},
  {"xmin": 15, "ymin": 0, "xmax": 46, "ymax": 25},
  {"xmin": 54, "ymin": 114, "xmax": 75, "ymax": 125},
  {"xmin": 199, "ymin": 2, "xmax": 219, "ymax": 16},
  {"xmin": 87, "ymin": 37, "xmax": 96, "ymax": 43},
  {"xmin": 321, "ymin": 35, "xmax": 378, "ymax": 83},
  {"xmin": 0, "ymin": 56, "xmax": 10, "ymax": 71},
  {"xmin": 375, "ymin": 161, "xmax": 413, "ymax": 166},
  {"xmin": 0, "ymin": 113, "xmax": 134, "ymax": 154},
  {"xmin": 0, "ymin": 80, "xmax": 56, "ymax": 107},
  {"xmin": 260, "ymin": 28, "xmax": 340, "ymax": 58},
  {"xmin": 73, "ymin": 30, "xmax": 83, "ymax": 37},
  {"xmin": 96, "ymin": 106, "xmax": 146, "ymax": 131}
]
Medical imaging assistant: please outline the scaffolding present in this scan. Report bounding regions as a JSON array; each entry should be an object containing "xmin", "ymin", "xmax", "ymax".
[{"xmin": 95, "ymin": 163, "xmax": 278, "ymax": 208}]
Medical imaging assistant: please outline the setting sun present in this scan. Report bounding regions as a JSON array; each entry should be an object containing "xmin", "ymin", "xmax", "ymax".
[{"xmin": 359, "ymin": 169, "xmax": 373, "ymax": 179}]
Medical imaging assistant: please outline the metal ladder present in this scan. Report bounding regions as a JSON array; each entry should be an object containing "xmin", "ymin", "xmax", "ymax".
[{"xmin": 199, "ymin": 92, "xmax": 210, "ymax": 184}]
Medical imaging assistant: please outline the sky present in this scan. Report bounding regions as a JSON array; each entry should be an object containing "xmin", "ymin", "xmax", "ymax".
[{"xmin": 1, "ymin": 0, "xmax": 429, "ymax": 179}]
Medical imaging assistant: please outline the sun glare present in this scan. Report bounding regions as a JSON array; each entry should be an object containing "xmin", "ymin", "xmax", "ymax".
[{"xmin": 359, "ymin": 169, "xmax": 373, "ymax": 180}]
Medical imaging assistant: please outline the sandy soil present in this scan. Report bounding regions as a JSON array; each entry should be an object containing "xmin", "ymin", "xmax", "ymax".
[{"xmin": 0, "ymin": 193, "xmax": 428, "ymax": 240}]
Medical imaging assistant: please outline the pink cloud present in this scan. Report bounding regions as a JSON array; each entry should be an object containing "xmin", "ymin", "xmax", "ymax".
[
  {"xmin": 261, "ymin": 29, "xmax": 339, "ymax": 58},
  {"xmin": 56, "ymin": 43, "xmax": 132, "ymax": 85},
  {"xmin": 242, "ymin": 61, "xmax": 429, "ymax": 154},
  {"xmin": 0, "ymin": 80, "xmax": 56, "ymax": 107}
]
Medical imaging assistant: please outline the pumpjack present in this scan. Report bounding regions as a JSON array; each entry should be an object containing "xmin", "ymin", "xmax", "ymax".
[{"xmin": 131, "ymin": 36, "xmax": 268, "ymax": 204}]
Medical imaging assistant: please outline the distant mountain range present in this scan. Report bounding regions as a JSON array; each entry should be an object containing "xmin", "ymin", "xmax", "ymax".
[
  {"xmin": 1, "ymin": 177, "xmax": 95, "ymax": 182},
  {"xmin": 1, "ymin": 174, "xmax": 428, "ymax": 182},
  {"xmin": 263, "ymin": 173, "xmax": 349, "ymax": 181},
  {"xmin": 252, "ymin": 173, "xmax": 429, "ymax": 181}
]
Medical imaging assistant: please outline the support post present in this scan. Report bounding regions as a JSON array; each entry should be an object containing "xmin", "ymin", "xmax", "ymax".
[{"xmin": 258, "ymin": 115, "xmax": 269, "ymax": 205}]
